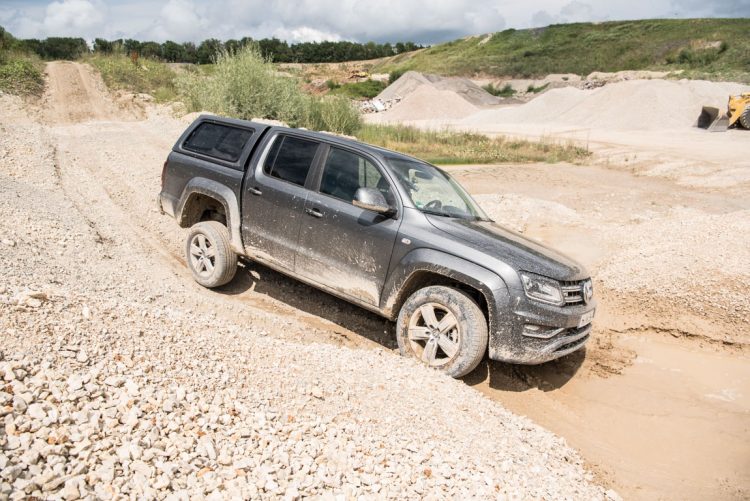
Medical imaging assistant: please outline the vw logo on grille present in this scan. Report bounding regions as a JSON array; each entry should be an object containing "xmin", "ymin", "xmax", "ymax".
[{"xmin": 582, "ymin": 280, "xmax": 593, "ymax": 304}]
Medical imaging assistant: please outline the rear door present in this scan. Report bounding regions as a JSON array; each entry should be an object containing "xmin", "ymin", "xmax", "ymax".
[
  {"xmin": 296, "ymin": 146, "xmax": 402, "ymax": 305},
  {"xmin": 241, "ymin": 133, "xmax": 322, "ymax": 271}
]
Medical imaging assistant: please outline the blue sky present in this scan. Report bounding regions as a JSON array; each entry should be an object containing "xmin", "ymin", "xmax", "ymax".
[{"xmin": 1, "ymin": 0, "xmax": 748, "ymax": 44}]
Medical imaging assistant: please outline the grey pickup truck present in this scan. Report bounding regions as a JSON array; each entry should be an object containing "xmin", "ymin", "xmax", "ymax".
[{"xmin": 158, "ymin": 115, "xmax": 595, "ymax": 377}]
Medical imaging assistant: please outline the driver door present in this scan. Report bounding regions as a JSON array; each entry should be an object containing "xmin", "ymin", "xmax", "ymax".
[{"xmin": 296, "ymin": 146, "xmax": 402, "ymax": 305}]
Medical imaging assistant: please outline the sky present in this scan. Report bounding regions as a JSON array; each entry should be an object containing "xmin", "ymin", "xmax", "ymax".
[{"xmin": 1, "ymin": 0, "xmax": 748, "ymax": 44}]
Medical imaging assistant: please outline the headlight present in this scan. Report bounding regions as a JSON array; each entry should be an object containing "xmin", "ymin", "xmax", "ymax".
[{"xmin": 519, "ymin": 272, "xmax": 564, "ymax": 306}]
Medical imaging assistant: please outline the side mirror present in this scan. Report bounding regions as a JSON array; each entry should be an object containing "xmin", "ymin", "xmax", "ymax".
[{"xmin": 353, "ymin": 187, "xmax": 395, "ymax": 216}]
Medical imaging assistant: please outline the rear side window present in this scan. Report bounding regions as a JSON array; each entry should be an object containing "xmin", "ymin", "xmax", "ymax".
[
  {"xmin": 263, "ymin": 135, "xmax": 319, "ymax": 186},
  {"xmin": 183, "ymin": 122, "xmax": 253, "ymax": 162}
]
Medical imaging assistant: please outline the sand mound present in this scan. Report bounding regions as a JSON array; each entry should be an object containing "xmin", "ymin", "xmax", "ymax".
[
  {"xmin": 378, "ymin": 71, "xmax": 502, "ymax": 107},
  {"xmin": 463, "ymin": 79, "xmax": 750, "ymax": 131},
  {"xmin": 372, "ymin": 86, "xmax": 482, "ymax": 121},
  {"xmin": 369, "ymin": 71, "xmax": 505, "ymax": 121}
]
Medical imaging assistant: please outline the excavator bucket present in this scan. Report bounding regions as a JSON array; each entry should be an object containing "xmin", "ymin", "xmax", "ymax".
[{"xmin": 696, "ymin": 106, "xmax": 729, "ymax": 132}]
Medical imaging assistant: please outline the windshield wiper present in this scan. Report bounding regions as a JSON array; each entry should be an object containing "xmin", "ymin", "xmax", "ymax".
[
  {"xmin": 420, "ymin": 208, "xmax": 455, "ymax": 218},
  {"xmin": 421, "ymin": 208, "xmax": 494, "ymax": 222}
]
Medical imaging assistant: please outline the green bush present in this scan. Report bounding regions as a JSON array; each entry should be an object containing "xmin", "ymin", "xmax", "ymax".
[
  {"xmin": 329, "ymin": 79, "xmax": 386, "ymax": 99},
  {"xmin": 307, "ymin": 95, "xmax": 363, "ymax": 134},
  {"xmin": 388, "ymin": 68, "xmax": 406, "ymax": 84},
  {"xmin": 177, "ymin": 46, "xmax": 361, "ymax": 135},
  {"xmin": 0, "ymin": 57, "xmax": 44, "ymax": 96}
]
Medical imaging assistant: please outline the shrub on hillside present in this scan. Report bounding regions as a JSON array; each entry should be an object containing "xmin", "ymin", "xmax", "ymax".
[
  {"xmin": 0, "ymin": 57, "xmax": 44, "ymax": 96},
  {"xmin": 177, "ymin": 46, "xmax": 361, "ymax": 135}
]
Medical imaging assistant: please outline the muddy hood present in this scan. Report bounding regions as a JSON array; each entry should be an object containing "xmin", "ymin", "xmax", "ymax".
[{"xmin": 426, "ymin": 216, "xmax": 588, "ymax": 281}]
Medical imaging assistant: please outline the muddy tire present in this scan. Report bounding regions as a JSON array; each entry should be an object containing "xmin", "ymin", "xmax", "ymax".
[
  {"xmin": 396, "ymin": 286, "xmax": 488, "ymax": 378},
  {"xmin": 185, "ymin": 221, "xmax": 237, "ymax": 288},
  {"xmin": 739, "ymin": 106, "xmax": 750, "ymax": 129}
]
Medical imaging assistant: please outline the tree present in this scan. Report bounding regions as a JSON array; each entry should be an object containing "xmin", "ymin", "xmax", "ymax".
[
  {"xmin": 197, "ymin": 38, "xmax": 223, "ymax": 64},
  {"xmin": 140, "ymin": 42, "xmax": 161, "ymax": 59},
  {"xmin": 0, "ymin": 26, "xmax": 14, "ymax": 51},
  {"xmin": 161, "ymin": 41, "xmax": 186, "ymax": 62},
  {"xmin": 224, "ymin": 39, "xmax": 242, "ymax": 54},
  {"xmin": 181, "ymin": 41, "xmax": 198, "ymax": 63},
  {"xmin": 93, "ymin": 38, "xmax": 113, "ymax": 53},
  {"xmin": 37, "ymin": 37, "xmax": 88, "ymax": 59}
]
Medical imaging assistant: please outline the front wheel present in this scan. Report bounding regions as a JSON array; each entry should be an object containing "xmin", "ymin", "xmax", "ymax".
[
  {"xmin": 396, "ymin": 286, "xmax": 488, "ymax": 378},
  {"xmin": 185, "ymin": 221, "xmax": 237, "ymax": 288}
]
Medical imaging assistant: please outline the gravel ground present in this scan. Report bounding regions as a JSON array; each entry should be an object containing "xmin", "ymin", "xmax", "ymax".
[{"xmin": 0, "ymin": 81, "xmax": 611, "ymax": 500}]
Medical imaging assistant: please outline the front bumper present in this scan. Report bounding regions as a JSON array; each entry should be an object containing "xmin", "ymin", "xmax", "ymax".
[{"xmin": 488, "ymin": 290, "xmax": 596, "ymax": 364}]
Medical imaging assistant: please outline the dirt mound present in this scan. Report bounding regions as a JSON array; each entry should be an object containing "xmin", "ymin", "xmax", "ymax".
[
  {"xmin": 378, "ymin": 71, "xmax": 502, "ymax": 107},
  {"xmin": 370, "ymin": 86, "xmax": 483, "ymax": 122},
  {"xmin": 40, "ymin": 61, "xmax": 144, "ymax": 124},
  {"xmin": 463, "ymin": 79, "xmax": 750, "ymax": 131},
  {"xmin": 369, "ymin": 71, "xmax": 504, "ymax": 121}
]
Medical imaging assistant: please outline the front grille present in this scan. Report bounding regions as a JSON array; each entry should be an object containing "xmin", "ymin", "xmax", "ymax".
[{"xmin": 561, "ymin": 280, "xmax": 585, "ymax": 305}]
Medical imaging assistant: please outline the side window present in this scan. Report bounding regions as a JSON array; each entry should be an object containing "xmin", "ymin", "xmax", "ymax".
[
  {"xmin": 320, "ymin": 147, "xmax": 393, "ymax": 204},
  {"xmin": 263, "ymin": 135, "xmax": 318, "ymax": 187},
  {"xmin": 183, "ymin": 122, "xmax": 253, "ymax": 162}
]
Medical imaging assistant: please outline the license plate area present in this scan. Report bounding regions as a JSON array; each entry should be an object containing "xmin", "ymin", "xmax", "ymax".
[{"xmin": 578, "ymin": 309, "xmax": 595, "ymax": 328}]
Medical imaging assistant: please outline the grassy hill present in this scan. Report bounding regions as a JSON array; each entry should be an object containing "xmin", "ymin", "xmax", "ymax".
[
  {"xmin": 0, "ymin": 26, "xmax": 44, "ymax": 96},
  {"xmin": 374, "ymin": 19, "xmax": 750, "ymax": 81}
]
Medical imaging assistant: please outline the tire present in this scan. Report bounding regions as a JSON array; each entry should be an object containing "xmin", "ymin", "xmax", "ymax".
[
  {"xmin": 739, "ymin": 106, "xmax": 750, "ymax": 130},
  {"xmin": 185, "ymin": 221, "xmax": 237, "ymax": 288},
  {"xmin": 396, "ymin": 286, "xmax": 488, "ymax": 378}
]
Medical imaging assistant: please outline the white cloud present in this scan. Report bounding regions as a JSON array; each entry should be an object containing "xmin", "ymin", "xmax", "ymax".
[
  {"xmin": 272, "ymin": 27, "xmax": 342, "ymax": 43},
  {"xmin": 145, "ymin": 0, "xmax": 208, "ymax": 41},
  {"xmin": 560, "ymin": 1, "xmax": 594, "ymax": 20},
  {"xmin": 43, "ymin": 0, "xmax": 105, "ymax": 36},
  {"xmin": 1, "ymin": 0, "xmax": 743, "ymax": 44}
]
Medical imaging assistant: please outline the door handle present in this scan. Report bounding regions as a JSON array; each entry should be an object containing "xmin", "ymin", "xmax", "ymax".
[
  {"xmin": 249, "ymin": 187, "xmax": 262, "ymax": 196},
  {"xmin": 305, "ymin": 208, "xmax": 323, "ymax": 218}
]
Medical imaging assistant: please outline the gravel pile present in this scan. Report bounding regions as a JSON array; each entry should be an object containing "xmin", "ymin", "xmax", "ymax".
[
  {"xmin": 0, "ymin": 86, "xmax": 610, "ymax": 499},
  {"xmin": 462, "ymin": 79, "xmax": 750, "ymax": 130}
]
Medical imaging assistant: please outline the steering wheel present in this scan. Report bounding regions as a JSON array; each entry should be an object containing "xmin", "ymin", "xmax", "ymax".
[{"xmin": 424, "ymin": 199, "xmax": 443, "ymax": 210}]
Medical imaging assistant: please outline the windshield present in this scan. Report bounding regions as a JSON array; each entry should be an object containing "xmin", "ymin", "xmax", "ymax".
[{"xmin": 386, "ymin": 157, "xmax": 490, "ymax": 221}]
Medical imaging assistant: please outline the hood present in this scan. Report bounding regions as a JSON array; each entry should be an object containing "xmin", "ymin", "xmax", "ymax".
[{"xmin": 426, "ymin": 215, "xmax": 587, "ymax": 281}]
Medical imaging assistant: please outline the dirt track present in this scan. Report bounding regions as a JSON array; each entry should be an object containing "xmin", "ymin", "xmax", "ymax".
[{"xmin": 3, "ymin": 61, "xmax": 749, "ymax": 499}]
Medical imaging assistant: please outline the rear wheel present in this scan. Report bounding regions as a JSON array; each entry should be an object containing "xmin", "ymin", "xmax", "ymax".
[
  {"xmin": 739, "ymin": 106, "xmax": 750, "ymax": 129},
  {"xmin": 185, "ymin": 221, "xmax": 237, "ymax": 288},
  {"xmin": 396, "ymin": 286, "xmax": 488, "ymax": 378}
]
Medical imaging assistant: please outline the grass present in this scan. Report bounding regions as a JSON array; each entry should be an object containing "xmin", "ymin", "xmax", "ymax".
[
  {"xmin": 482, "ymin": 83, "xmax": 516, "ymax": 97},
  {"xmin": 357, "ymin": 124, "xmax": 590, "ymax": 164},
  {"xmin": 0, "ymin": 52, "xmax": 44, "ymax": 96},
  {"xmin": 87, "ymin": 53, "xmax": 177, "ymax": 102},
  {"xmin": 327, "ymin": 79, "xmax": 386, "ymax": 99},
  {"xmin": 526, "ymin": 83, "xmax": 549, "ymax": 94},
  {"xmin": 0, "ymin": 26, "xmax": 44, "ymax": 96},
  {"xmin": 374, "ymin": 19, "xmax": 750, "ymax": 81}
]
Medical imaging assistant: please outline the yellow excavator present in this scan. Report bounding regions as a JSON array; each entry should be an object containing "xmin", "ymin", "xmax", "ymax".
[{"xmin": 697, "ymin": 93, "xmax": 750, "ymax": 132}]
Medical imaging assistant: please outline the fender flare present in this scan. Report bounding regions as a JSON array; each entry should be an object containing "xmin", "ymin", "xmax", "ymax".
[
  {"xmin": 176, "ymin": 177, "xmax": 243, "ymax": 252},
  {"xmin": 380, "ymin": 248, "xmax": 510, "ymax": 336}
]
